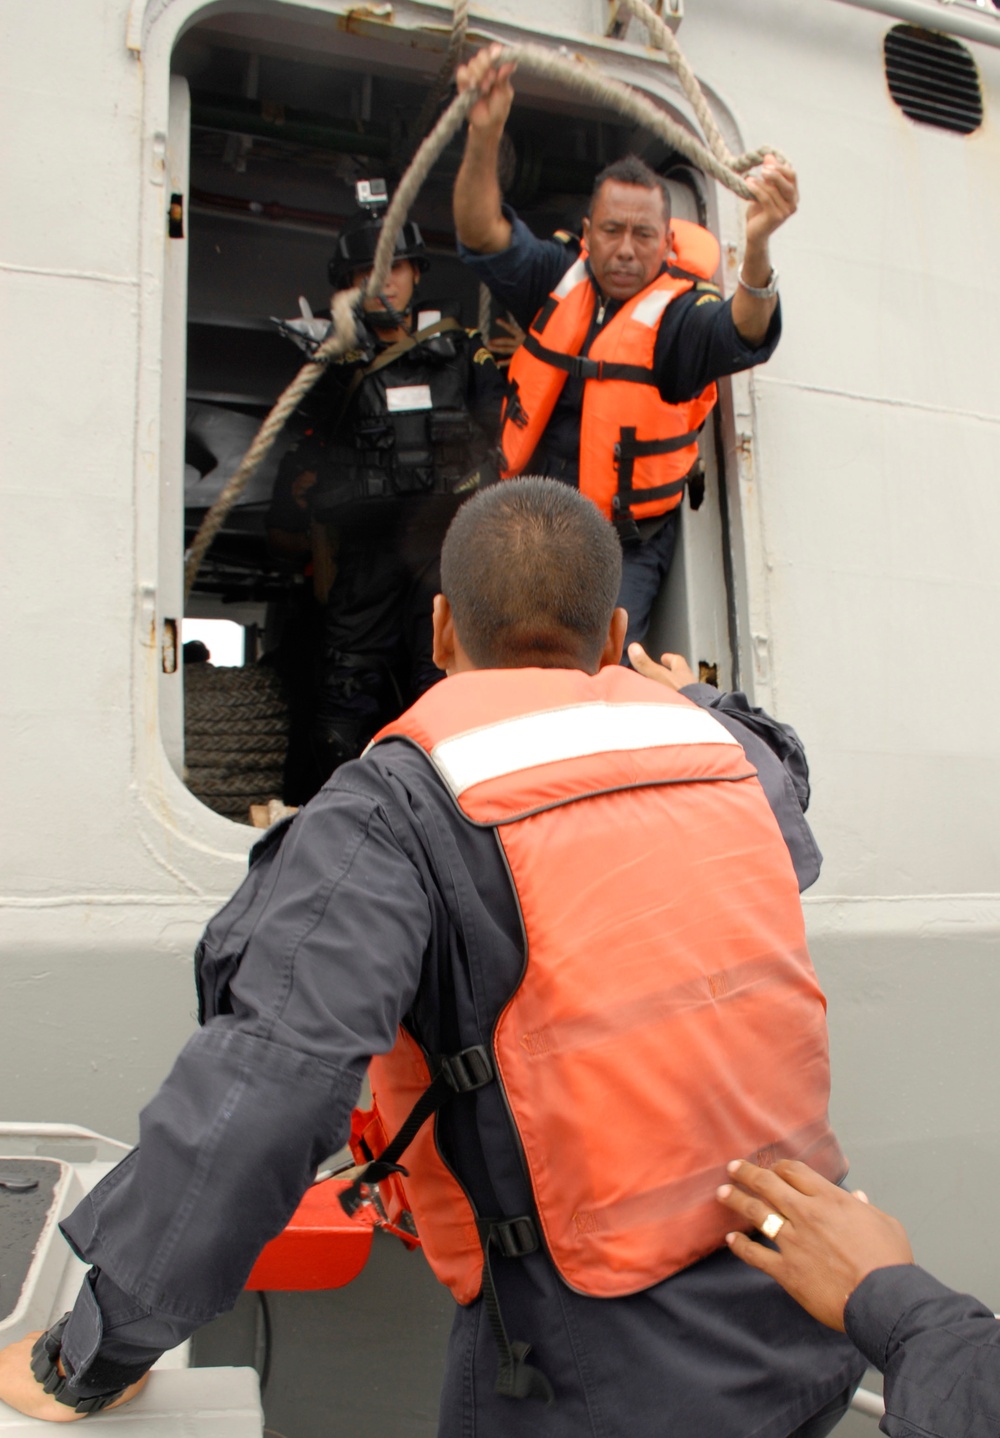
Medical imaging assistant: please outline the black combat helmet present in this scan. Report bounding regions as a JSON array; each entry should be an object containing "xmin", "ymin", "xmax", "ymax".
[{"xmin": 327, "ymin": 216, "xmax": 429, "ymax": 288}]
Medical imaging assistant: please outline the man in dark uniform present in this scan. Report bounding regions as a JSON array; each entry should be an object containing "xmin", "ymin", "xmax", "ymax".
[
  {"xmin": 0, "ymin": 480, "xmax": 863, "ymax": 1438},
  {"xmin": 275, "ymin": 187, "xmax": 505, "ymax": 797},
  {"xmin": 452, "ymin": 46, "xmax": 797, "ymax": 655}
]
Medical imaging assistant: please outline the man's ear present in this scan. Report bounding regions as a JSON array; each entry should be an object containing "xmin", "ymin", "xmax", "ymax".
[
  {"xmin": 597, "ymin": 607, "xmax": 629, "ymax": 670},
  {"xmin": 581, "ymin": 215, "xmax": 591, "ymax": 246},
  {"xmin": 432, "ymin": 594, "xmax": 456, "ymax": 674}
]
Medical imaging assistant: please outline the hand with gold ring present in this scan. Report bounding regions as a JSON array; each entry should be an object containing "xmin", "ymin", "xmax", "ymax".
[
  {"xmin": 716, "ymin": 1158, "xmax": 914, "ymax": 1332},
  {"xmin": 758, "ymin": 1210, "xmax": 786, "ymax": 1240}
]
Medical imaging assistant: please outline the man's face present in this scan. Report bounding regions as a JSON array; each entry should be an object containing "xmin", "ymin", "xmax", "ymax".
[
  {"xmin": 582, "ymin": 181, "xmax": 671, "ymax": 302},
  {"xmin": 356, "ymin": 257, "xmax": 419, "ymax": 316}
]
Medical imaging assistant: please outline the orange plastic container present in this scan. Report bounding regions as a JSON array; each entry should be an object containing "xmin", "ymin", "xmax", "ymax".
[{"xmin": 245, "ymin": 1178, "xmax": 376, "ymax": 1291}]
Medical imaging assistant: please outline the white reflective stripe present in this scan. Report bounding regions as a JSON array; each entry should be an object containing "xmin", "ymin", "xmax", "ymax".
[
  {"xmin": 430, "ymin": 702, "xmax": 739, "ymax": 798},
  {"xmin": 631, "ymin": 288, "xmax": 676, "ymax": 328},
  {"xmin": 415, "ymin": 310, "xmax": 442, "ymax": 330},
  {"xmin": 552, "ymin": 258, "xmax": 588, "ymax": 300}
]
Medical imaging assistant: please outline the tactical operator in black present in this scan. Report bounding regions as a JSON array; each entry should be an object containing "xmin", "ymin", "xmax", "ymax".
[{"xmin": 275, "ymin": 181, "xmax": 505, "ymax": 799}]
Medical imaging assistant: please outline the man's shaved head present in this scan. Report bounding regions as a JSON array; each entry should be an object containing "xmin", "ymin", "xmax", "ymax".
[{"xmin": 440, "ymin": 477, "xmax": 622, "ymax": 671}]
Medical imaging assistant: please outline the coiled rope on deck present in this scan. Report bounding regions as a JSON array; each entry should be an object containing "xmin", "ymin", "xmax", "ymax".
[{"xmin": 184, "ymin": 26, "xmax": 786, "ymax": 599}]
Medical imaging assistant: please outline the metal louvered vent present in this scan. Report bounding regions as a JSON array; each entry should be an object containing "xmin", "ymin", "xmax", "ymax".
[{"xmin": 884, "ymin": 25, "xmax": 983, "ymax": 135}]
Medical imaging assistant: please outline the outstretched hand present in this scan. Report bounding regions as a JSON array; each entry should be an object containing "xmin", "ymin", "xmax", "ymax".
[
  {"xmin": 717, "ymin": 1159, "xmax": 914, "ymax": 1331},
  {"xmin": 0, "ymin": 1333, "xmax": 148, "ymax": 1422},
  {"xmin": 628, "ymin": 644, "xmax": 697, "ymax": 691},
  {"xmin": 456, "ymin": 44, "xmax": 516, "ymax": 133}
]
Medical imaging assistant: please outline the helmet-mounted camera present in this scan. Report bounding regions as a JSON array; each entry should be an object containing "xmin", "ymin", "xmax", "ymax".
[
  {"xmin": 355, "ymin": 177, "xmax": 388, "ymax": 215},
  {"xmin": 328, "ymin": 177, "xmax": 429, "ymax": 288}
]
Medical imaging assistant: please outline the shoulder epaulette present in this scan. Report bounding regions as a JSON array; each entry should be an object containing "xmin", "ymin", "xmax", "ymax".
[
  {"xmin": 552, "ymin": 228, "xmax": 582, "ymax": 256},
  {"xmin": 694, "ymin": 281, "xmax": 721, "ymax": 295}
]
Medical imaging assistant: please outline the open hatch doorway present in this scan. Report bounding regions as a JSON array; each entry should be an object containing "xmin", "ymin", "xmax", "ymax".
[{"xmin": 161, "ymin": 3, "xmax": 735, "ymax": 824}]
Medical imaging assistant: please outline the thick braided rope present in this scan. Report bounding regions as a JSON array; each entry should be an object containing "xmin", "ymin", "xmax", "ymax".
[
  {"xmin": 406, "ymin": 0, "xmax": 470, "ymax": 161},
  {"xmin": 364, "ymin": 86, "xmax": 477, "ymax": 299},
  {"xmin": 184, "ymin": 40, "xmax": 780, "ymax": 595},
  {"xmin": 184, "ymin": 91, "xmax": 477, "ymax": 599},
  {"xmin": 509, "ymin": 44, "xmax": 756, "ymax": 195},
  {"xmin": 184, "ymin": 289, "xmax": 365, "ymax": 597},
  {"xmin": 616, "ymin": 0, "xmax": 783, "ymax": 173},
  {"xmin": 616, "ymin": 0, "xmax": 734, "ymax": 165},
  {"xmin": 478, "ymin": 282, "xmax": 492, "ymax": 339}
]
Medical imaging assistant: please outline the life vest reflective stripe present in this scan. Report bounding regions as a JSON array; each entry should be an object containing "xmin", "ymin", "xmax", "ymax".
[
  {"xmin": 368, "ymin": 667, "xmax": 844, "ymax": 1302},
  {"xmin": 501, "ymin": 220, "xmax": 721, "ymax": 521}
]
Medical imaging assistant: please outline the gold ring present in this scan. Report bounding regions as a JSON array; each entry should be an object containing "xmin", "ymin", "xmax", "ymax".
[{"xmin": 760, "ymin": 1211, "xmax": 785, "ymax": 1240}]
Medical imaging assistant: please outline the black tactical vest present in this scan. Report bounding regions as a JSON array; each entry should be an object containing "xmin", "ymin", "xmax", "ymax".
[{"xmin": 312, "ymin": 316, "xmax": 496, "ymax": 518}]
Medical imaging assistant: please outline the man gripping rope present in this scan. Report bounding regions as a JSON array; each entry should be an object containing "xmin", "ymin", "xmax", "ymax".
[{"xmin": 453, "ymin": 46, "xmax": 797, "ymax": 654}]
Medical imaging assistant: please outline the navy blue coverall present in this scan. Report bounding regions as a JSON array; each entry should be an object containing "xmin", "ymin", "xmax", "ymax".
[{"xmin": 55, "ymin": 682, "xmax": 864, "ymax": 1437}]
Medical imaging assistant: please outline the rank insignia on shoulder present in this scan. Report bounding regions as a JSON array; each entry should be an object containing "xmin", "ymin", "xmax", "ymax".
[
  {"xmin": 473, "ymin": 347, "xmax": 495, "ymax": 366},
  {"xmin": 339, "ymin": 347, "xmax": 368, "ymax": 365},
  {"xmin": 695, "ymin": 281, "xmax": 721, "ymax": 294},
  {"xmin": 553, "ymin": 229, "xmax": 582, "ymax": 255},
  {"xmin": 695, "ymin": 293, "xmax": 722, "ymax": 307}
]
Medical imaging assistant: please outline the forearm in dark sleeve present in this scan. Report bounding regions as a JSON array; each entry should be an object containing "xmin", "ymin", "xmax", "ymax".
[
  {"xmin": 655, "ymin": 294, "xmax": 782, "ymax": 404},
  {"xmin": 846, "ymin": 1265, "xmax": 1000, "ymax": 1437},
  {"xmin": 457, "ymin": 207, "xmax": 573, "ymax": 332},
  {"xmin": 57, "ymin": 781, "xmax": 432, "ymax": 1382},
  {"xmin": 58, "ymin": 1268, "xmax": 198, "ymax": 1396},
  {"xmin": 681, "ymin": 682, "xmax": 822, "ymax": 890}
]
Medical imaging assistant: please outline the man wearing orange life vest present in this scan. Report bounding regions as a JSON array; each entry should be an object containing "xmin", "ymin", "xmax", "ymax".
[
  {"xmin": 0, "ymin": 480, "xmax": 863, "ymax": 1436},
  {"xmin": 454, "ymin": 46, "xmax": 797, "ymax": 654}
]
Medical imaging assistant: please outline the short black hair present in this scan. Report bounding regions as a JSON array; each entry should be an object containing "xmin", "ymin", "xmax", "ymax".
[
  {"xmin": 440, "ymin": 478, "xmax": 622, "ymax": 671},
  {"xmin": 590, "ymin": 155, "xmax": 671, "ymax": 224}
]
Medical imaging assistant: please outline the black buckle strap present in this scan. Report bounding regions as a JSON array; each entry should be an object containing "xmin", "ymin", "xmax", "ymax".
[
  {"xmin": 614, "ymin": 477, "xmax": 689, "ymax": 507},
  {"xmin": 478, "ymin": 1217, "xmax": 553, "ymax": 1404},
  {"xmin": 524, "ymin": 333, "xmax": 601, "ymax": 380},
  {"xmin": 611, "ymin": 424, "xmax": 700, "ymax": 535},
  {"xmin": 439, "ymin": 1044, "xmax": 494, "ymax": 1093},
  {"xmin": 487, "ymin": 1214, "xmax": 539, "ymax": 1258},
  {"xmin": 338, "ymin": 1045, "xmax": 495, "ymax": 1218},
  {"xmin": 523, "ymin": 333, "xmax": 657, "ymax": 387},
  {"xmin": 614, "ymin": 432, "xmax": 698, "ymax": 461},
  {"xmin": 502, "ymin": 377, "xmax": 529, "ymax": 431},
  {"xmin": 339, "ymin": 1069, "xmax": 450, "ymax": 1218},
  {"xmin": 532, "ymin": 295, "xmax": 559, "ymax": 335}
]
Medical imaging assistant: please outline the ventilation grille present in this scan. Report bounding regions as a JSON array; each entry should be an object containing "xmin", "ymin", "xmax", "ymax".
[{"xmin": 884, "ymin": 25, "xmax": 983, "ymax": 135}]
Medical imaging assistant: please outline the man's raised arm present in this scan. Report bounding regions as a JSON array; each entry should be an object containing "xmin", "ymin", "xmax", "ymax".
[
  {"xmin": 453, "ymin": 46, "xmax": 516, "ymax": 255},
  {"xmin": 731, "ymin": 154, "xmax": 798, "ymax": 345}
]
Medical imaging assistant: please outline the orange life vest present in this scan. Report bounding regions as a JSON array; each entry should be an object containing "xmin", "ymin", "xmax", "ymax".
[
  {"xmin": 500, "ymin": 220, "xmax": 721, "ymax": 523},
  {"xmin": 360, "ymin": 667, "xmax": 844, "ymax": 1305}
]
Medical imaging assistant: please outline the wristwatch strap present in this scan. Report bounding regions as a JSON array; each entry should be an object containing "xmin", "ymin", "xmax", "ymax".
[
  {"xmin": 30, "ymin": 1314, "xmax": 129, "ymax": 1415},
  {"xmin": 738, "ymin": 267, "xmax": 779, "ymax": 300}
]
